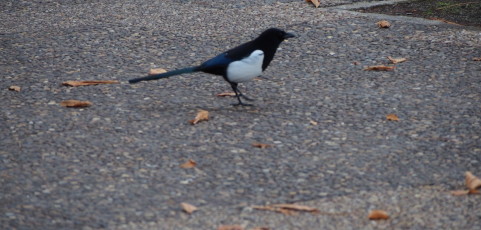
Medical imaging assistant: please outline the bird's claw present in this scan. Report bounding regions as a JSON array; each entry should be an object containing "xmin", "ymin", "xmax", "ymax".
[{"xmin": 240, "ymin": 94, "xmax": 255, "ymax": 101}]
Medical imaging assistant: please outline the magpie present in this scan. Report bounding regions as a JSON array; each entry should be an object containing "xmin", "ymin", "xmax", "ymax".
[{"xmin": 129, "ymin": 28, "xmax": 295, "ymax": 106}]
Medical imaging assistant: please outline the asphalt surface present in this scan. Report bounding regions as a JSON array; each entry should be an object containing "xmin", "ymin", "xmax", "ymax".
[{"xmin": 1, "ymin": 0, "xmax": 481, "ymax": 229}]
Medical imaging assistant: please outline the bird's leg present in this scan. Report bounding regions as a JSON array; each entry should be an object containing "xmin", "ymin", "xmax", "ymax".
[
  {"xmin": 230, "ymin": 83, "xmax": 253, "ymax": 106},
  {"xmin": 235, "ymin": 87, "xmax": 254, "ymax": 101}
]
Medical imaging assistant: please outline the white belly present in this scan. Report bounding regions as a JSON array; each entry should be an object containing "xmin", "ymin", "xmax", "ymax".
[{"xmin": 227, "ymin": 50, "xmax": 264, "ymax": 83}]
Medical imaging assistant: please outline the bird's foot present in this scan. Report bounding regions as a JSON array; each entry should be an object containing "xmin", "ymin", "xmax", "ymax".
[
  {"xmin": 231, "ymin": 102, "xmax": 254, "ymax": 107},
  {"xmin": 239, "ymin": 94, "xmax": 255, "ymax": 101}
]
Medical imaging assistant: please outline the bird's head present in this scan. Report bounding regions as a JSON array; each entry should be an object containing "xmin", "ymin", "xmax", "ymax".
[
  {"xmin": 259, "ymin": 28, "xmax": 296, "ymax": 42},
  {"xmin": 254, "ymin": 28, "xmax": 295, "ymax": 71}
]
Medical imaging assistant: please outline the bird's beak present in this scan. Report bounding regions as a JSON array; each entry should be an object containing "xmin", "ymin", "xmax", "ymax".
[{"xmin": 283, "ymin": 32, "xmax": 296, "ymax": 40}]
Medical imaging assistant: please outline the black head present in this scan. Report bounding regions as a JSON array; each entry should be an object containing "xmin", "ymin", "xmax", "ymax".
[
  {"xmin": 254, "ymin": 28, "xmax": 295, "ymax": 70},
  {"xmin": 258, "ymin": 28, "xmax": 296, "ymax": 41}
]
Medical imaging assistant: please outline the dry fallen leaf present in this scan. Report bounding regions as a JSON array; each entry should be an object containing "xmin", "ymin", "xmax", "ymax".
[
  {"xmin": 368, "ymin": 210, "xmax": 389, "ymax": 220},
  {"xmin": 473, "ymin": 57, "xmax": 481, "ymax": 61},
  {"xmin": 180, "ymin": 202, "xmax": 198, "ymax": 214},
  {"xmin": 306, "ymin": 0, "xmax": 320, "ymax": 8},
  {"xmin": 253, "ymin": 205, "xmax": 295, "ymax": 215},
  {"xmin": 60, "ymin": 100, "xmax": 92, "ymax": 108},
  {"xmin": 387, "ymin": 56, "xmax": 407, "ymax": 64},
  {"xmin": 465, "ymin": 171, "xmax": 481, "ymax": 192},
  {"xmin": 452, "ymin": 189, "xmax": 479, "ymax": 196},
  {"xmin": 148, "ymin": 68, "xmax": 167, "ymax": 75},
  {"xmin": 252, "ymin": 142, "xmax": 272, "ymax": 149},
  {"xmin": 189, "ymin": 110, "xmax": 209, "ymax": 125},
  {"xmin": 451, "ymin": 171, "xmax": 481, "ymax": 196},
  {"xmin": 386, "ymin": 114, "xmax": 400, "ymax": 121},
  {"xmin": 253, "ymin": 203, "xmax": 319, "ymax": 215},
  {"xmin": 377, "ymin": 20, "xmax": 391, "ymax": 28},
  {"xmin": 180, "ymin": 159, "xmax": 197, "ymax": 169},
  {"xmin": 216, "ymin": 92, "xmax": 236, "ymax": 97},
  {"xmin": 250, "ymin": 228, "xmax": 270, "ymax": 230},
  {"xmin": 469, "ymin": 190, "xmax": 480, "ymax": 195},
  {"xmin": 62, "ymin": 80, "xmax": 119, "ymax": 87},
  {"xmin": 8, "ymin": 86, "xmax": 21, "ymax": 92},
  {"xmin": 451, "ymin": 190, "xmax": 470, "ymax": 196},
  {"xmin": 217, "ymin": 225, "xmax": 244, "ymax": 230},
  {"xmin": 272, "ymin": 204, "xmax": 319, "ymax": 213},
  {"xmin": 364, "ymin": 65, "xmax": 395, "ymax": 71},
  {"xmin": 65, "ymin": 69, "xmax": 80, "ymax": 74}
]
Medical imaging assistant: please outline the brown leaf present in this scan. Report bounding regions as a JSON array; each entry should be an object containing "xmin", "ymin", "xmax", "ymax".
[
  {"xmin": 180, "ymin": 159, "xmax": 197, "ymax": 169},
  {"xmin": 65, "ymin": 69, "xmax": 80, "ymax": 74},
  {"xmin": 180, "ymin": 202, "xmax": 198, "ymax": 214},
  {"xmin": 8, "ymin": 86, "xmax": 21, "ymax": 92},
  {"xmin": 306, "ymin": 0, "xmax": 320, "ymax": 8},
  {"xmin": 60, "ymin": 100, "xmax": 92, "ymax": 108},
  {"xmin": 148, "ymin": 68, "xmax": 167, "ymax": 75},
  {"xmin": 217, "ymin": 225, "xmax": 244, "ymax": 230},
  {"xmin": 272, "ymin": 204, "xmax": 319, "ymax": 213},
  {"xmin": 368, "ymin": 210, "xmax": 389, "ymax": 220},
  {"xmin": 465, "ymin": 171, "xmax": 481, "ymax": 191},
  {"xmin": 252, "ymin": 142, "xmax": 272, "ymax": 149},
  {"xmin": 253, "ymin": 203, "xmax": 319, "ymax": 215},
  {"xmin": 250, "ymin": 227, "xmax": 270, "ymax": 230},
  {"xmin": 376, "ymin": 20, "xmax": 391, "ymax": 28},
  {"xmin": 216, "ymin": 92, "xmax": 236, "ymax": 97},
  {"xmin": 62, "ymin": 80, "xmax": 119, "ymax": 87},
  {"xmin": 473, "ymin": 57, "xmax": 481, "ymax": 61},
  {"xmin": 189, "ymin": 110, "xmax": 209, "ymax": 125},
  {"xmin": 253, "ymin": 205, "xmax": 294, "ymax": 215},
  {"xmin": 451, "ymin": 190, "xmax": 470, "ymax": 196},
  {"xmin": 469, "ymin": 190, "xmax": 480, "ymax": 195},
  {"xmin": 387, "ymin": 56, "xmax": 407, "ymax": 64},
  {"xmin": 386, "ymin": 114, "xmax": 400, "ymax": 121},
  {"xmin": 252, "ymin": 205, "xmax": 278, "ymax": 212},
  {"xmin": 364, "ymin": 65, "xmax": 395, "ymax": 71}
]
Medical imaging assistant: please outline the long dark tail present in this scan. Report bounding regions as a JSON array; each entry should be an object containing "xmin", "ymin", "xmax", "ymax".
[{"xmin": 129, "ymin": 66, "xmax": 199, "ymax": 84}]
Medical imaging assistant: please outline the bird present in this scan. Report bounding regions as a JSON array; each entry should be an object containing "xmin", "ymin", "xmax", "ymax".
[{"xmin": 129, "ymin": 28, "xmax": 295, "ymax": 106}]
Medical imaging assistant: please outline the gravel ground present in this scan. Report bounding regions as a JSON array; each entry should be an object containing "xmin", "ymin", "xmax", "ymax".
[{"xmin": 1, "ymin": 0, "xmax": 481, "ymax": 229}]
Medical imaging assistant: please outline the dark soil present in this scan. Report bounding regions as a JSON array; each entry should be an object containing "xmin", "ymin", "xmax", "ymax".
[{"xmin": 358, "ymin": 0, "xmax": 481, "ymax": 27}]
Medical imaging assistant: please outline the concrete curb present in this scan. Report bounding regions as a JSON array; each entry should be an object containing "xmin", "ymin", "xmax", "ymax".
[{"xmin": 326, "ymin": 0, "xmax": 481, "ymax": 30}]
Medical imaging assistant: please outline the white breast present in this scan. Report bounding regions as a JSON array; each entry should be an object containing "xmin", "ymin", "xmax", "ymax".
[{"xmin": 226, "ymin": 50, "xmax": 264, "ymax": 83}]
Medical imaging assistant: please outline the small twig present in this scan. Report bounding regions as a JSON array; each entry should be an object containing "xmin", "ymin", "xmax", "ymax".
[{"xmin": 436, "ymin": 2, "xmax": 477, "ymax": 11}]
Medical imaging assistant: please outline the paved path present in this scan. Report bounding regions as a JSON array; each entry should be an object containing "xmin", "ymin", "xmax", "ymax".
[{"xmin": 1, "ymin": 0, "xmax": 480, "ymax": 229}]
